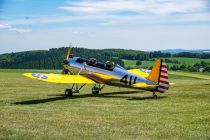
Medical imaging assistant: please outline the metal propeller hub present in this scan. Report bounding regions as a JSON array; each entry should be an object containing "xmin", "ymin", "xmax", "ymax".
[{"xmin": 63, "ymin": 59, "xmax": 69, "ymax": 65}]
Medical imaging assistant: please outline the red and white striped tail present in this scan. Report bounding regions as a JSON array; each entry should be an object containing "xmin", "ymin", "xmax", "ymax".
[{"xmin": 157, "ymin": 61, "xmax": 169, "ymax": 93}]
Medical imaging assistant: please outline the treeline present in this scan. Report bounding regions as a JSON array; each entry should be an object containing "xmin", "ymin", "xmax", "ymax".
[
  {"xmin": 138, "ymin": 61, "xmax": 210, "ymax": 72},
  {"xmin": 0, "ymin": 50, "xmax": 64, "ymax": 69},
  {"xmin": 113, "ymin": 50, "xmax": 171, "ymax": 60},
  {"xmin": 174, "ymin": 52, "xmax": 210, "ymax": 59},
  {"xmin": 0, "ymin": 47, "xmax": 125, "ymax": 69},
  {"xmin": 0, "ymin": 47, "xmax": 209, "ymax": 70},
  {"xmin": 115, "ymin": 51, "xmax": 210, "ymax": 60},
  {"xmin": 169, "ymin": 61, "xmax": 210, "ymax": 72}
]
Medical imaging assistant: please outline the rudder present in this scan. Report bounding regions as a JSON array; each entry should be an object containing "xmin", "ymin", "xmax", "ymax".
[{"xmin": 157, "ymin": 60, "xmax": 169, "ymax": 93}]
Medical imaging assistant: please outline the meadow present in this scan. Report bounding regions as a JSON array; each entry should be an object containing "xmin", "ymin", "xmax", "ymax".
[
  {"xmin": 123, "ymin": 57, "xmax": 210, "ymax": 68},
  {"xmin": 0, "ymin": 69, "xmax": 210, "ymax": 139}
]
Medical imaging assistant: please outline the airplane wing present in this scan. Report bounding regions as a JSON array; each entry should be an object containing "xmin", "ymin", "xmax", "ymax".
[
  {"xmin": 128, "ymin": 69, "xmax": 150, "ymax": 78},
  {"xmin": 23, "ymin": 73, "xmax": 96, "ymax": 84}
]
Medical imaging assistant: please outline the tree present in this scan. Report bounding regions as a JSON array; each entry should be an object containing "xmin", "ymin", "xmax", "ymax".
[
  {"xmin": 201, "ymin": 61, "xmax": 208, "ymax": 67},
  {"xmin": 203, "ymin": 66, "xmax": 210, "ymax": 72},
  {"xmin": 136, "ymin": 60, "xmax": 142, "ymax": 66},
  {"xmin": 179, "ymin": 64, "xmax": 187, "ymax": 70},
  {"xmin": 171, "ymin": 65, "xmax": 179, "ymax": 71}
]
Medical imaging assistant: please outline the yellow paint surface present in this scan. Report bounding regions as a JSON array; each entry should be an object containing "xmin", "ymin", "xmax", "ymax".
[{"xmin": 23, "ymin": 73, "xmax": 96, "ymax": 84}]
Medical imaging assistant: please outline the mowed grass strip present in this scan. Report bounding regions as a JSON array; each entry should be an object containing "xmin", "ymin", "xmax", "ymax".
[
  {"xmin": 0, "ymin": 69, "xmax": 210, "ymax": 139},
  {"xmin": 169, "ymin": 71, "xmax": 210, "ymax": 80}
]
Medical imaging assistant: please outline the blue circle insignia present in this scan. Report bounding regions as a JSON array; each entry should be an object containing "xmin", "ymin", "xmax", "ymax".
[{"xmin": 31, "ymin": 73, "xmax": 48, "ymax": 79}]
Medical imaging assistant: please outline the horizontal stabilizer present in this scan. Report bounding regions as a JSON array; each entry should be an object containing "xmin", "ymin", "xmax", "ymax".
[
  {"xmin": 128, "ymin": 69, "xmax": 149, "ymax": 78},
  {"xmin": 132, "ymin": 83, "xmax": 158, "ymax": 88},
  {"xmin": 169, "ymin": 83, "xmax": 175, "ymax": 85}
]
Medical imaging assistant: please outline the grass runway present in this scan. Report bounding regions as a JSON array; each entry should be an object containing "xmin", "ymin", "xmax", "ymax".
[{"xmin": 0, "ymin": 69, "xmax": 210, "ymax": 139}]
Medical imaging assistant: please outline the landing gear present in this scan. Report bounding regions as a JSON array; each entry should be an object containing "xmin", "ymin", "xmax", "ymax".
[
  {"xmin": 92, "ymin": 84, "xmax": 105, "ymax": 95},
  {"xmin": 92, "ymin": 86, "xmax": 100, "ymax": 95},
  {"xmin": 65, "ymin": 83, "xmax": 86, "ymax": 97},
  {"xmin": 65, "ymin": 89, "xmax": 73, "ymax": 96},
  {"xmin": 152, "ymin": 91, "xmax": 158, "ymax": 99}
]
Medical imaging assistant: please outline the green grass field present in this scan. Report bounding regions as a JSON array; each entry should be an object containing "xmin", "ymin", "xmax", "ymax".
[
  {"xmin": 165, "ymin": 57, "xmax": 210, "ymax": 66},
  {"xmin": 122, "ymin": 59, "xmax": 137, "ymax": 68},
  {"xmin": 0, "ymin": 69, "xmax": 210, "ymax": 139}
]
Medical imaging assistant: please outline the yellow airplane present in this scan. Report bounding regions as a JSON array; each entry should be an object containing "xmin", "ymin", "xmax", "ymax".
[{"xmin": 24, "ymin": 48, "xmax": 169, "ymax": 98}]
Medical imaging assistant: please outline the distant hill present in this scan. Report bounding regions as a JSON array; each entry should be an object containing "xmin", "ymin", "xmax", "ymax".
[
  {"xmin": 0, "ymin": 47, "xmax": 147, "ymax": 69},
  {"xmin": 160, "ymin": 49, "xmax": 210, "ymax": 54}
]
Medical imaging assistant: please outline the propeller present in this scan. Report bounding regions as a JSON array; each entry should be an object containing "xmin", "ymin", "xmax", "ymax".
[
  {"xmin": 66, "ymin": 47, "xmax": 71, "ymax": 60},
  {"xmin": 61, "ymin": 47, "xmax": 71, "ymax": 74}
]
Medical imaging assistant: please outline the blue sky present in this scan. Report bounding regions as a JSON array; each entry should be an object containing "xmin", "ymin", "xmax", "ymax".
[{"xmin": 0, "ymin": 0, "xmax": 210, "ymax": 54}]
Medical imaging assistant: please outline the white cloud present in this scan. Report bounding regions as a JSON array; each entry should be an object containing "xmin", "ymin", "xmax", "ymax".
[
  {"xmin": 0, "ymin": 0, "xmax": 209, "ymax": 54},
  {"xmin": 60, "ymin": 0, "xmax": 208, "ymax": 16},
  {"xmin": 2, "ymin": 0, "xmax": 209, "ymax": 27},
  {"xmin": 0, "ymin": 24, "xmax": 11, "ymax": 29},
  {"xmin": 1, "ymin": 25, "xmax": 210, "ymax": 54},
  {"xmin": 9, "ymin": 28, "xmax": 32, "ymax": 33},
  {"xmin": 0, "ymin": 23, "xmax": 31, "ymax": 33},
  {"xmin": 71, "ymin": 31, "xmax": 85, "ymax": 35},
  {"xmin": 5, "ymin": 12, "xmax": 210, "ymax": 28}
]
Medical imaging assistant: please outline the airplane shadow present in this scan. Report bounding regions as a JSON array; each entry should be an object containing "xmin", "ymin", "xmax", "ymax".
[{"xmin": 14, "ymin": 91, "xmax": 167, "ymax": 105}]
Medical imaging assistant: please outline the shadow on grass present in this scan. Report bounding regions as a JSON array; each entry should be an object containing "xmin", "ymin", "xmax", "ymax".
[{"xmin": 14, "ymin": 91, "xmax": 167, "ymax": 105}]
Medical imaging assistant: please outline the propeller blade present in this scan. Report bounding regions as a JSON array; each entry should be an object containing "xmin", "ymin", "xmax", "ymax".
[
  {"xmin": 62, "ymin": 47, "xmax": 71, "ymax": 74},
  {"xmin": 66, "ymin": 47, "xmax": 71, "ymax": 60}
]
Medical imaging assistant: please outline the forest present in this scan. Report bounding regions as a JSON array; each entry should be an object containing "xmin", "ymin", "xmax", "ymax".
[{"xmin": 0, "ymin": 47, "xmax": 209, "ymax": 72}]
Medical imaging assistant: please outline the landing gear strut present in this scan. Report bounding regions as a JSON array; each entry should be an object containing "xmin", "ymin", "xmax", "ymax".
[
  {"xmin": 92, "ymin": 84, "xmax": 105, "ymax": 95},
  {"xmin": 65, "ymin": 83, "xmax": 86, "ymax": 97},
  {"xmin": 152, "ymin": 91, "xmax": 158, "ymax": 99}
]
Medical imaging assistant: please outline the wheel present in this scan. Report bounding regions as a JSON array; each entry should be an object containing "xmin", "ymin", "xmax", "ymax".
[
  {"xmin": 152, "ymin": 92, "xmax": 158, "ymax": 99},
  {"xmin": 65, "ymin": 89, "xmax": 73, "ymax": 96},
  {"xmin": 154, "ymin": 94, "xmax": 158, "ymax": 99},
  {"xmin": 92, "ymin": 87, "xmax": 99, "ymax": 95},
  {"xmin": 65, "ymin": 89, "xmax": 73, "ymax": 97}
]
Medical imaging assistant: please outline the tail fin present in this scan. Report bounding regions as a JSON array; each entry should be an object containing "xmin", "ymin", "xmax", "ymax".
[{"xmin": 147, "ymin": 59, "xmax": 169, "ymax": 93}]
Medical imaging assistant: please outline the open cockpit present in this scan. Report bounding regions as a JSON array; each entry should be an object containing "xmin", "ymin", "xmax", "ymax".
[{"xmin": 75, "ymin": 57, "xmax": 116, "ymax": 71}]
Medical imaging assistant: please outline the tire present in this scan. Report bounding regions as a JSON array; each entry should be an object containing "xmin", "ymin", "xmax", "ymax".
[
  {"xmin": 92, "ymin": 87, "xmax": 99, "ymax": 95},
  {"xmin": 65, "ymin": 89, "xmax": 73, "ymax": 97}
]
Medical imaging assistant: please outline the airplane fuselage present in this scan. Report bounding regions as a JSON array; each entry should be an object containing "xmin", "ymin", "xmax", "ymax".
[{"xmin": 68, "ymin": 57, "xmax": 156, "ymax": 90}]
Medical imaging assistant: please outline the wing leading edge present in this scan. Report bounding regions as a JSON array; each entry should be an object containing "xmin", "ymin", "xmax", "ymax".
[{"xmin": 23, "ymin": 73, "xmax": 96, "ymax": 84}]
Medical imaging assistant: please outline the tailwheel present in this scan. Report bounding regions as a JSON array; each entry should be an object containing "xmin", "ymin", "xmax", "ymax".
[
  {"xmin": 152, "ymin": 92, "xmax": 158, "ymax": 99},
  {"xmin": 92, "ymin": 86, "xmax": 100, "ymax": 95},
  {"xmin": 65, "ymin": 89, "xmax": 73, "ymax": 97}
]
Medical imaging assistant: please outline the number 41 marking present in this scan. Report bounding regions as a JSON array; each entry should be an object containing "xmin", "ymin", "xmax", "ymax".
[{"xmin": 120, "ymin": 75, "xmax": 137, "ymax": 86}]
